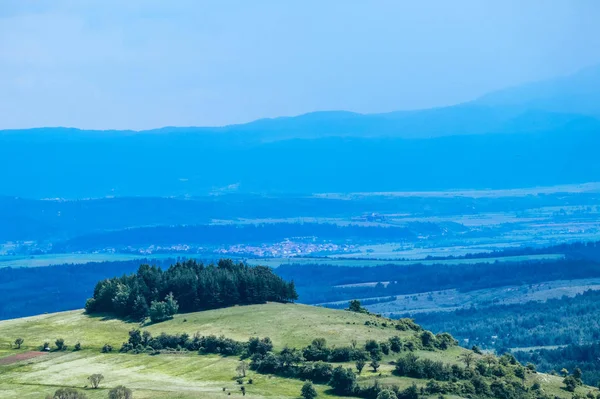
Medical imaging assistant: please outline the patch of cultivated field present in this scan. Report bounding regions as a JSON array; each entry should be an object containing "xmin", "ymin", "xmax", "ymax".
[
  {"xmin": 0, "ymin": 253, "xmax": 158, "ymax": 268},
  {"xmin": 254, "ymin": 253, "xmax": 563, "ymax": 268}
]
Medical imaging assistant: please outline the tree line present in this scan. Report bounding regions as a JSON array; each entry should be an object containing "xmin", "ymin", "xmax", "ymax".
[{"xmin": 85, "ymin": 259, "xmax": 298, "ymax": 320}]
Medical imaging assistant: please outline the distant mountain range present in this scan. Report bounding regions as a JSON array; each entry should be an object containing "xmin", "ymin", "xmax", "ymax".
[{"xmin": 2, "ymin": 65, "xmax": 599, "ymax": 198}]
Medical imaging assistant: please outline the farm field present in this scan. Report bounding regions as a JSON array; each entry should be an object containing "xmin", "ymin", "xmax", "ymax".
[
  {"xmin": 0, "ymin": 253, "xmax": 181, "ymax": 269},
  {"xmin": 253, "ymin": 253, "xmax": 563, "ymax": 268},
  {"xmin": 0, "ymin": 303, "xmax": 588, "ymax": 399}
]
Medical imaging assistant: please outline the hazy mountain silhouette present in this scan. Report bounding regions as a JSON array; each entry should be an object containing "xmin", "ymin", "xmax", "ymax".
[{"xmin": 2, "ymin": 66, "xmax": 599, "ymax": 198}]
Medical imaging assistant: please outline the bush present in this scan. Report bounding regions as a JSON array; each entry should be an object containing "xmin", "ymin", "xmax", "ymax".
[
  {"xmin": 73, "ymin": 342, "xmax": 81, "ymax": 351},
  {"xmin": 102, "ymin": 344, "xmax": 113, "ymax": 353},
  {"xmin": 47, "ymin": 388, "xmax": 88, "ymax": 399},
  {"xmin": 377, "ymin": 389, "xmax": 398, "ymax": 399},
  {"xmin": 329, "ymin": 366, "xmax": 357, "ymax": 395},
  {"xmin": 389, "ymin": 336, "xmax": 403, "ymax": 353},
  {"xmin": 108, "ymin": 385, "xmax": 133, "ymax": 399},
  {"xmin": 301, "ymin": 381, "xmax": 318, "ymax": 399},
  {"xmin": 14, "ymin": 338, "xmax": 24, "ymax": 349}
]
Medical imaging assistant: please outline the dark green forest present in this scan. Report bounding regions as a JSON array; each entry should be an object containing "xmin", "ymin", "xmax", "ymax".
[
  {"xmin": 85, "ymin": 259, "xmax": 298, "ymax": 321},
  {"xmin": 409, "ymin": 289, "xmax": 600, "ymax": 351},
  {"xmin": 515, "ymin": 343, "xmax": 600, "ymax": 387}
]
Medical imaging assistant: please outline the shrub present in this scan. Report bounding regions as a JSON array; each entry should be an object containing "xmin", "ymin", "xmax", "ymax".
[
  {"xmin": 329, "ymin": 366, "xmax": 357, "ymax": 396},
  {"xmin": 389, "ymin": 336, "xmax": 402, "ymax": 353},
  {"xmin": 14, "ymin": 338, "xmax": 24, "ymax": 349},
  {"xmin": 108, "ymin": 385, "xmax": 133, "ymax": 399},
  {"xmin": 377, "ymin": 389, "xmax": 398, "ymax": 399},
  {"xmin": 74, "ymin": 342, "xmax": 81, "ymax": 351},
  {"xmin": 102, "ymin": 344, "xmax": 113, "ymax": 353},
  {"xmin": 301, "ymin": 381, "xmax": 318, "ymax": 399},
  {"xmin": 48, "ymin": 388, "xmax": 88, "ymax": 399}
]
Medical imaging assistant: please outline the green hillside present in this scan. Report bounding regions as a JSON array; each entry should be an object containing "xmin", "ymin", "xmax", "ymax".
[{"xmin": 0, "ymin": 303, "xmax": 592, "ymax": 399}]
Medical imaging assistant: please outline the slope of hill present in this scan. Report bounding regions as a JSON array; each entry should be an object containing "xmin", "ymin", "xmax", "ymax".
[{"xmin": 0, "ymin": 303, "xmax": 593, "ymax": 399}]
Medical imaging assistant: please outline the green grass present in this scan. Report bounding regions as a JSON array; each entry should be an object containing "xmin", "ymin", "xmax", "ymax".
[
  {"xmin": 0, "ymin": 303, "xmax": 593, "ymax": 399},
  {"xmin": 0, "ymin": 303, "xmax": 413, "ymax": 351}
]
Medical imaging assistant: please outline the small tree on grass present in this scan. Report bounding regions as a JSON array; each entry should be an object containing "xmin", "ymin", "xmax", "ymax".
[
  {"xmin": 301, "ymin": 381, "xmax": 318, "ymax": 399},
  {"xmin": 42, "ymin": 342, "xmax": 50, "ymax": 351},
  {"xmin": 55, "ymin": 338, "xmax": 66, "ymax": 351},
  {"xmin": 108, "ymin": 385, "xmax": 133, "ymax": 399},
  {"xmin": 88, "ymin": 373, "xmax": 104, "ymax": 389},
  {"xmin": 14, "ymin": 338, "xmax": 24, "ymax": 349},
  {"xmin": 370, "ymin": 358, "xmax": 380, "ymax": 372},
  {"xmin": 460, "ymin": 352, "xmax": 475, "ymax": 368},
  {"xmin": 356, "ymin": 358, "xmax": 366, "ymax": 374},
  {"xmin": 348, "ymin": 300, "xmax": 366, "ymax": 313},
  {"xmin": 236, "ymin": 361, "xmax": 249, "ymax": 377}
]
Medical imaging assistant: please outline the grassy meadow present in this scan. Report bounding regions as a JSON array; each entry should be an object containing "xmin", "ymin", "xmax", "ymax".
[{"xmin": 0, "ymin": 303, "xmax": 594, "ymax": 399}]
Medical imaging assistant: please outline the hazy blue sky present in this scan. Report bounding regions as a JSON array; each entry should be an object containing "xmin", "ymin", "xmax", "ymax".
[{"xmin": 1, "ymin": 0, "xmax": 600, "ymax": 130}]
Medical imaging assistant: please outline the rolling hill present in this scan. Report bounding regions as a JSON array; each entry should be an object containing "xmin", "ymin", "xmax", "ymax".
[{"xmin": 0, "ymin": 303, "xmax": 593, "ymax": 399}]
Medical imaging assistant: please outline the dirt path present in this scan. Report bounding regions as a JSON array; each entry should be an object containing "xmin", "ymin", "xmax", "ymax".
[{"xmin": 0, "ymin": 351, "xmax": 48, "ymax": 365}]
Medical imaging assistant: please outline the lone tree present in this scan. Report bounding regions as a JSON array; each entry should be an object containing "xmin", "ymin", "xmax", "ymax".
[
  {"xmin": 370, "ymin": 359, "xmax": 380, "ymax": 372},
  {"xmin": 348, "ymin": 300, "xmax": 366, "ymax": 313},
  {"xmin": 460, "ymin": 352, "xmax": 475, "ymax": 368},
  {"xmin": 236, "ymin": 361, "xmax": 249, "ymax": 377},
  {"xmin": 301, "ymin": 381, "xmax": 318, "ymax": 399},
  {"xmin": 14, "ymin": 338, "xmax": 24, "ymax": 349},
  {"xmin": 108, "ymin": 385, "xmax": 133, "ymax": 399},
  {"xmin": 483, "ymin": 354, "xmax": 496, "ymax": 368},
  {"xmin": 55, "ymin": 338, "xmax": 66, "ymax": 351},
  {"xmin": 356, "ymin": 358, "xmax": 366, "ymax": 374},
  {"xmin": 88, "ymin": 373, "xmax": 104, "ymax": 389}
]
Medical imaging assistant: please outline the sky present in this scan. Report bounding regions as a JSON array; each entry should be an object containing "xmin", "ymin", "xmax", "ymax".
[{"xmin": 1, "ymin": 0, "xmax": 600, "ymax": 130}]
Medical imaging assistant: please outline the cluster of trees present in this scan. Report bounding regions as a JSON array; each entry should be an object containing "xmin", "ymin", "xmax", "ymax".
[
  {"xmin": 119, "ymin": 329, "xmax": 247, "ymax": 356},
  {"xmin": 515, "ymin": 343, "xmax": 600, "ymax": 387},
  {"xmin": 35, "ymin": 338, "xmax": 81, "ymax": 352},
  {"xmin": 280, "ymin": 258, "xmax": 600, "ymax": 304},
  {"xmin": 412, "ymin": 288, "xmax": 600, "ymax": 350},
  {"xmin": 45, "ymin": 384, "xmax": 131, "ymax": 399},
  {"xmin": 85, "ymin": 259, "xmax": 297, "ymax": 320}
]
